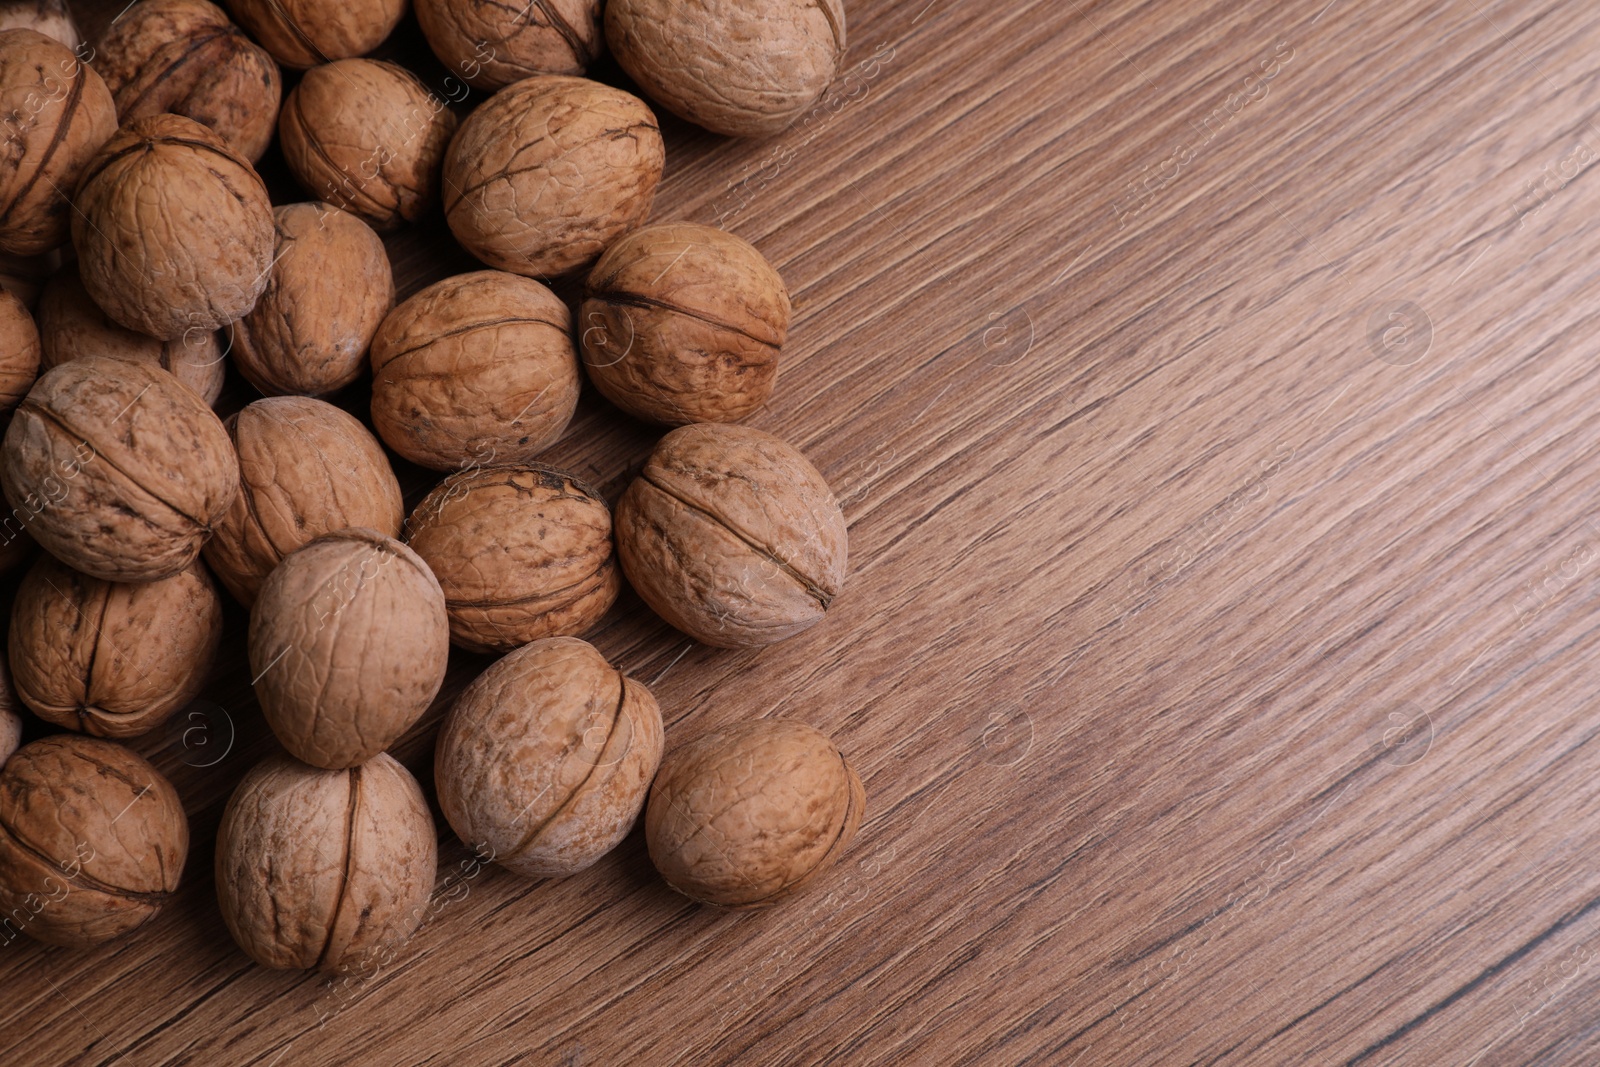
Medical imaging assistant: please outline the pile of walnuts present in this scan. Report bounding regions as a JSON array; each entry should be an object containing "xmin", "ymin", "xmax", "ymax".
[{"xmin": 0, "ymin": 0, "xmax": 868, "ymax": 971}]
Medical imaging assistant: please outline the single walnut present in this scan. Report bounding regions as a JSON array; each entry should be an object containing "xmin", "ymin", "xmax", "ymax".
[
  {"xmin": 0, "ymin": 654, "xmax": 19, "ymax": 766},
  {"xmin": 0, "ymin": 0, "xmax": 79, "ymax": 50},
  {"xmin": 280, "ymin": 60, "xmax": 458, "ymax": 232},
  {"xmin": 9, "ymin": 555, "xmax": 221, "ymax": 738},
  {"xmin": 249, "ymin": 529, "xmax": 449, "ymax": 769},
  {"xmin": 646, "ymin": 720, "xmax": 863, "ymax": 908},
  {"xmin": 405, "ymin": 465, "xmax": 619, "ymax": 654},
  {"xmin": 232, "ymin": 203, "xmax": 394, "ymax": 396},
  {"xmin": 205, "ymin": 397, "xmax": 403, "ymax": 607},
  {"xmin": 1, "ymin": 355, "xmax": 239, "ymax": 582},
  {"xmin": 443, "ymin": 75, "xmax": 663, "ymax": 278},
  {"xmin": 370, "ymin": 271, "xmax": 578, "ymax": 470},
  {"xmin": 216, "ymin": 752, "xmax": 435, "ymax": 972},
  {"xmin": 0, "ymin": 286, "xmax": 38, "ymax": 412},
  {"xmin": 581, "ymin": 221, "xmax": 789, "ymax": 425},
  {"xmin": 73, "ymin": 113, "xmax": 274, "ymax": 340},
  {"xmin": 0, "ymin": 735, "xmax": 188, "ymax": 945},
  {"xmin": 615, "ymin": 423, "xmax": 847, "ymax": 647},
  {"xmin": 436, "ymin": 637, "xmax": 662, "ymax": 878},
  {"xmin": 225, "ymin": 0, "xmax": 405, "ymax": 68},
  {"xmin": 416, "ymin": 0, "xmax": 603, "ymax": 90}
]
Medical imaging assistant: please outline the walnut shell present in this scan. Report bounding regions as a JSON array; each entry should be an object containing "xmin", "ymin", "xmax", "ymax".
[
  {"xmin": 72, "ymin": 113, "xmax": 274, "ymax": 340},
  {"xmin": 369, "ymin": 270, "xmax": 578, "ymax": 471},
  {"xmin": 0, "ymin": 654, "xmax": 20, "ymax": 765},
  {"xmin": 0, "ymin": 1, "xmax": 79, "ymax": 50},
  {"xmin": 248, "ymin": 529, "xmax": 449, "ymax": 769},
  {"xmin": 0, "ymin": 735, "xmax": 188, "ymax": 945},
  {"xmin": 0, "ymin": 30, "xmax": 116, "ymax": 255},
  {"xmin": 435, "ymin": 637, "xmax": 663, "ymax": 878},
  {"xmin": 224, "ymin": 0, "xmax": 406, "ymax": 69},
  {"xmin": 280, "ymin": 60, "xmax": 458, "ymax": 232},
  {"xmin": 606, "ymin": 0, "xmax": 845, "ymax": 138},
  {"xmin": 0, "ymin": 285, "xmax": 39, "ymax": 411},
  {"xmin": 443, "ymin": 75, "xmax": 663, "ymax": 278},
  {"xmin": 232, "ymin": 203, "xmax": 395, "ymax": 396},
  {"xmin": 205, "ymin": 397, "xmax": 402, "ymax": 607},
  {"xmin": 581, "ymin": 221, "xmax": 789, "ymax": 425},
  {"xmin": 96, "ymin": 0, "xmax": 283, "ymax": 163},
  {"xmin": 615, "ymin": 423, "xmax": 846, "ymax": 647},
  {"xmin": 416, "ymin": 0, "xmax": 603, "ymax": 90},
  {"xmin": 9, "ymin": 555, "xmax": 221, "ymax": 738},
  {"xmin": 0, "ymin": 354, "xmax": 239, "ymax": 582},
  {"xmin": 216, "ymin": 752, "xmax": 435, "ymax": 972},
  {"xmin": 646, "ymin": 720, "xmax": 863, "ymax": 908},
  {"xmin": 405, "ymin": 465, "xmax": 618, "ymax": 654}
]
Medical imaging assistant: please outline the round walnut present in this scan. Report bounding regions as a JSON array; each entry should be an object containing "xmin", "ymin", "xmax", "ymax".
[
  {"xmin": 0, "ymin": 286, "xmax": 39, "ymax": 412},
  {"xmin": 1, "ymin": 355, "xmax": 238, "ymax": 582},
  {"xmin": 436, "ymin": 637, "xmax": 663, "ymax": 878},
  {"xmin": 581, "ymin": 221, "xmax": 790, "ymax": 425},
  {"xmin": 0, "ymin": 735, "xmax": 188, "ymax": 945},
  {"xmin": 370, "ymin": 271, "xmax": 578, "ymax": 470},
  {"xmin": 0, "ymin": 654, "xmax": 19, "ymax": 766},
  {"xmin": 225, "ymin": 0, "xmax": 405, "ymax": 69},
  {"xmin": 646, "ymin": 720, "xmax": 864, "ymax": 908},
  {"xmin": 443, "ymin": 75, "xmax": 663, "ymax": 278},
  {"xmin": 0, "ymin": 30, "xmax": 116, "ymax": 255},
  {"xmin": 405, "ymin": 465, "xmax": 618, "ymax": 654},
  {"xmin": 416, "ymin": 0, "xmax": 603, "ymax": 90},
  {"xmin": 232, "ymin": 203, "xmax": 395, "ymax": 396},
  {"xmin": 9, "ymin": 555, "xmax": 221, "ymax": 738},
  {"xmin": 96, "ymin": 0, "xmax": 282, "ymax": 163},
  {"xmin": 73, "ymin": 113, "xmax": 274, "ymax": 340},
  {"xmin": 615, "ymin": 423, "xmax": 847, "ymax": 647},
  {"xmin": 216, "ymin": 752, "xmax": 435, "ymax": 972},
  {"xmin": 280, "ymin": 60, "xmax": 458, "ymax": 232},
  {"xmin": 248, "ymin": 529, "xmax": 449, "ymax": 769},
  {"xmin": 205, "ymin": 397, "xmax": 402, "ymax": 608},
  {"xmin": 0, "ymin": 1, "xmax": 80, "ymax": 50}
]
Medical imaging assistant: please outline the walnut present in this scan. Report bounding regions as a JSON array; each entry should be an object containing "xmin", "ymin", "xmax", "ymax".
[
  {"xmin": 0, "ymin": 0, "xmax": 79, "ymax": 50},
  {"xmin": 415, "ymin": 0, "xmax": 603, "ymax": 90},
  {"xmin": 0, "ymin": 654, "xmax": 19, "ymax": 766},
  {"xmin": 224, "ymin": 0, "xmax": 405, "ymax": 69},
  {"xmin": 435, "ymin": 637, "xmax": 662, "ymax": 878},
  {"xmin": 205, "ymin": 397, "xmax": 403, "ymax": 607},
  {"xmin": 216, "ymin": 752, "xmax": 435, "ymax": 972},
  {"xmin": 73, "ymin": 113, "xmax": 274, "ymax": 340},
  {"xmin": 405, "ymin": 465, "xmax": 619, "ymax": 654},
  {"xmin": 581, "ymin": 221, "xmax": 789, "ymax": 425},
  {"xmin": 0, "ymin": 285, "xmax": 38, "ymax": 412},
  {"xmin": 615, "ymin": 423, "xmax": 847, "ymax": 647},
  {"xmin": 443, "ymin": 75, "xmax": 663, "ymax": 278},
  {"xmin": 231, "ymin": 203, "xmax": 395, "ymax": 396},
  {"xmin": 646, "ymin": 720, "xmax": 863, "ymax": 908},
  {"xmin": 0, "ymin": 735, "xmax": 188, "ymax": 945}
]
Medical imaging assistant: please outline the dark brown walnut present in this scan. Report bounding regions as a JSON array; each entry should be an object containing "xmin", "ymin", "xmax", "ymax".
[
  {"xmin": 0, "ymin": 479, "xmax": 35, "ymax": 574},
  {"xmin": 225, "ymin": 0, "xmax": 405, "ymax": 69},
  {"xmin": 581, "ymin": 221, "xmax": 790, "ymax": 425},
  {"xmin": 280, "ymin": 60, "xmax": 458, "ymax": 232},
  {"xmin": 73, "ymin": 113, "xmax": 274, "ymax": 339},
  {"xmin": 0, "ymin": 355, "xmax": 239, "ymax": 582},
  {"xmin": 415, "ymin": 0, "xmax": 603, "ymax": 90},
  {"xmin": 232, "ymin": 203, "xmax": 395, "ymax": 396},
  {"xmin": 435, "ymin": 637, "xmax": 662, "ymax": 878},
  {"xmin": 0, "ymin": 654, "xmax": 19, "ymax": 765},
  {"xmin": 0, "ymin": 1, "xmax": 79, "ymax": 50},
  {"xmin": 9, "ymin": 555, "xmax": 221, "ymax": 738},
  {"xmin": 0, "ymin": 735, "xmax": 188, "ymax": 945},
  {"xmin": 607, "ymin": 0, "xmax": 845, "ymax": 138},
  {"xmin": 443, "ymin": 75, "xmax": 663, "ymax": 278},
  {"xmin": 646, "ymin": 720, "xmax": 864, "ymax": 908},
  {"xmin": 615, "ymin": 423, "xmax": 847, "ymax": 647},
  {"xmin": 0, "ymin": 286, "xmax": 38, "ymax": 412},
  {"xmin": 205, "ymin": 397, "xmax": 402, "ymax": 607},
  {"xmin": 248, "ymin": 529, "xmax": 449, "ymax": 769},
  {"xmin": 405, "ymin": 465, "xmax": 619, "ymax": 654},
  {"xmin": 216, "ymin": 752, "xmax": 435, "ymax": 972}
]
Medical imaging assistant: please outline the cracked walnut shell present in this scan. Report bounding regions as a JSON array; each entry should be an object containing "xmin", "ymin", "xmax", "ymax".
[
  {"xmin": 225, "ymin": 0, "xmax": 406, "ymax": 69},
  {"xmin": 416, "ymin": 0, "xmax": 603, "ymax": 90}
]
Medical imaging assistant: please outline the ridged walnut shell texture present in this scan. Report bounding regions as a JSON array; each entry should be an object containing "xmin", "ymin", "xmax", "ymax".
[
  {"xmin": 436, "ymin": 637, "xmax": 663, "ymax": 878},
  {"xmin": 405, "ymin": 465, "xmax": 618, "ymax": 654},
  {"xmin": 0, "ymin": 655, "xmax": 19, "ymax": 765},
  {"xmin": 0, "ymin": 735, "xmax": 188, "ymax": 945},
  {"xmin": 443, "ymin": 75, "xmax": 663, "ymax": 278},
  {"xmin": 0, "ymin": 354, "xmax": 239, "ymax": 582},
  {"xmin": 0, "ymin": 1, "xmax": 80, "ymax": 50},
  {"xmin": 206, "ymin": 398, "xmax": 402, "ymax": 607},
  {"xmin": 216, "ymin": 752, "xmax": 435, "ymax": 972},
  {"xmin": 646, "ymin": 720, "xmax": 863, "ymax": 908},
  {"xmin": 0, "ymin": 285, "xmax": 39, "ymax": 411},
  {"xmin": 615, "ymin": 423, "xmax": 847, "ymax": 647},
  {"xmin": 370, "ymin": 270, "xmax": 578, "ymax": 470},
  {"xmin": 232, "ymin": 203, "xmax": 395, "ymax": 396},
  {"xmin": 96, "ymin": 0, "xmax": 283, "ymax": 163},
  {"xmin": 225, "ymin": 0, "xmax": 405, "ymax": 69},
  {"xmin": 248, "ymin": 529, "xmax": 449, "ymax": 769},
  {"xmin": 416, "ymin": 0, "xmax": 602, "ymax": 90},
  {"xmin": 9, "ymin": 554, "xmax": 221, "ymax": 737},
  {"xmin": 606, "ymin": 0, "xmax": 845, "ymax": 138},
  {"xmin": 581, "ymin": 221, "xmax": 789, "ymax": 426},
  {"xmin": 72, "ymin": 113, "xmax": 274, "ymax": 340},
  {"xmin": 0, "ymin": 30, "xmax": 116, "ymax": 255}
]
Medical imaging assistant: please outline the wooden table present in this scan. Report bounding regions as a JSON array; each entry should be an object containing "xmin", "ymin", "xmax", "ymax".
[{"xmin": 7, "ymin": 0, "xmax": 1600, "ymax": 1062}]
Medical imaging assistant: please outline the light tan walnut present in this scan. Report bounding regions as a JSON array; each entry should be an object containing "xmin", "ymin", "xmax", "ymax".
[
  {"xmin": 416, "ymin": 0, "xmax": 603, "ymax": 90},
  {"xmin": 225, "ymin": 0, "xmax": 406, "ymax": 69}
]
